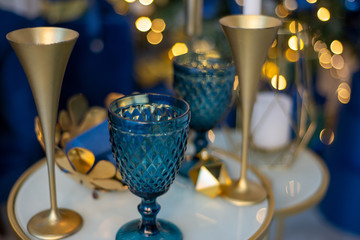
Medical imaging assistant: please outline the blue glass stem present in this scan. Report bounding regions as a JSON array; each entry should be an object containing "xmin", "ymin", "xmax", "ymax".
[
  {"xmin": 194, "ymin": 131, "xmax": 208, "ymax": 155},
  {"xmin": 138, "ymin": 198, "xmax": 160, "ymax": 236}
]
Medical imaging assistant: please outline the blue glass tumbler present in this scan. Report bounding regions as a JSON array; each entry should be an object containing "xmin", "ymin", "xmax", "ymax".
[
  {"xmin": 108, "ymin": 93, "xmax": 190, "ymax": 240},
  {"xmin": 173, "ymin": 52, "xmax": 235, "ymax": 175}
]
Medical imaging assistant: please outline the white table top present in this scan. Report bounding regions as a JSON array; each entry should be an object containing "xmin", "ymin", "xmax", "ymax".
[{"xmin": 8, "ymin": 147, "xmax": 273, "ymax": 240}]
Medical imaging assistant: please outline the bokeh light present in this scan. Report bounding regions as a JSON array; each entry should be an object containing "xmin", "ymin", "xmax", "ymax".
[
  {"xmin": 168, "ymin": 43, "xmax": 188, "ymax": 59},
  {"xmin": 289, "ymin": 21, "xmax": 303, "ymax": 33},
  {"xmin": 285, "ymin": 48, "xmax": 300, "ymax": 62},
  {"xmin": 146, "ymin": 31, "xmax": 163, "ymax": 45},
  {"xmin": 275, "ymin": 4, "xmax": 290, "ymax": 18},
  {"xmin": 317, "ymin": 7, "xmax": 330, "ymax": 21},
  {"xmin": 139, "ymin": 0, "xmax": 153, "ymax": 6},
  {"xmin": 284, "ymin": 0, "xmax": 298, "ymax": 10},
  {"xmin": 313, "ymin": 40, "xmax": 327, "ymax": 52},
  {"xmin": 151, "ymin": 18, "xmax": 166, "ymax": 33},
  {"xmin": 330, "ymin": 40, "xmax": 343, "ymax": 54},
  {"xmin": 271, "ymin": 75, "xmax": 287, "ymax": 90},
  {"xmin": 319, "ymin": 52, "xmax": 331, "ymax": 64},
  {"xmin": 319, "ymin": 48, "xmax": 332, "ymax": 68},
  {"xmin": 262, "ymin": 61, "xmax": 279, "ymax": 79},
  {"xmin": 306, "ymin": 0, "xmax": 317, "ymax": 3},
  {"xmin": 320, "ymin": 61, "xmax": 332, "ymax": 69},
  {"xmin": 288, "ymin": 35, "xmax": 304, "ymax": 50},
  {"xmin": 337, "ymin": 82, "xmax": 351, "ymax": 104},
  {"xmin": 331, "ymin": 54, "xmax": 345, "ymax": 69},
  {"xmin": 135, "ymin": 17, "xmax": 152, "ymax": 32},
  {"xmin": 320, "ymin": 128, "xmax": 334, "ymax": 145}
]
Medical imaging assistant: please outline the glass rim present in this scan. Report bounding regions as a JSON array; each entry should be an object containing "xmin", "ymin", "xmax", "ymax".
[
  {"xmin": 172, "ymin": 52, "xmax": 234, "ymax": 72},
  {"xmin": 219, "ymin": 14, "xmax": 282, "ymax": 30},
  {"xmin": 108, "ymin": 93, "xmax": 190, "ymax": 125},
  {"xmin": 6, "ymin": 27, "xmax": 79, "ymax": 46}
]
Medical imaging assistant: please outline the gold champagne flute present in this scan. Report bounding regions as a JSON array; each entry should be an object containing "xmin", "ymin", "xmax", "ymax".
[
  {"xmin": 7, "ymin": 27, "xmax": 82, "ymax": 239},
  {"xmin": 219, "ymin": 15, "xmax": 282, "ymax": 205}
]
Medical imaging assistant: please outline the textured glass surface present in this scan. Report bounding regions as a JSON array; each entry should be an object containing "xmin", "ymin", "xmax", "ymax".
[
  {"xmin": 173, "ymin": 53, "xmax": 235, "ymax": 177},
  {"xmin": 108, "ymin": 93, "xmax": 190, "ymax": 239},
  {"xmin": 173, "ymin": 52, "xmax": 235, "ymax": 132},
  {"xmin": 118, "ymin": 103, "xmax": 182, "ymax": 122}
]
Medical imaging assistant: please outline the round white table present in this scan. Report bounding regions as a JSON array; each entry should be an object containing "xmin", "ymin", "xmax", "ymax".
[{"xmin": 7, "ymin": 151, "xmax": 274, "ymax": 240}]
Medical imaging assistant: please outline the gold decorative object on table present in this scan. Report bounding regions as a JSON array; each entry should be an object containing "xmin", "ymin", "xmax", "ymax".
[
  {"xmin": 35, "ymin": 94, "xmax": 127, "ymax": 193},
  {"xmin": 58, "ymin": 93, "xmax": 107, "ymax": 145},
  {"xmin": 55, "ymin": 148, "xmax": 126, "ymax": 192},
  {"xmin": 219, "ymin": 15, "xmax": 282, "ymax": 206},
  {"xmin": 34, "ymin": 93, "xmax": 107, "ymax": 149},
  {"xmin": 188, "ymin": 150, "xmax": 231, "ymax": 198},
  {"xmin": 7, "ymin": 27, "xmax": 82, "ymax": 239}
]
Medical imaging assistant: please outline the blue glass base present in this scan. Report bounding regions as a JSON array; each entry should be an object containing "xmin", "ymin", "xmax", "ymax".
[
  {"xmin": 178, "ymin": 155, "xmax": 198, "ymax": 177},
  {"xmin": 116, "ymin": 219, "xmax": 182, "ymax": 240}
]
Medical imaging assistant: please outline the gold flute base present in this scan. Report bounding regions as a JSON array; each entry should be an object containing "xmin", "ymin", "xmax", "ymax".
[
  {"xmin": 221, "ymin": 179, "xmax": 267, "ymax": 206},
  {"xmin": 27, "ymin": 209, "xmax": 83, "ymax": 240}
]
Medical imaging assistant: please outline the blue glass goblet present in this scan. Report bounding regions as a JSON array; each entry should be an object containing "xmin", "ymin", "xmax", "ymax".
[
  {"xmin": 173, "ymin": 52, "xmax": 235, "ymax": 175},
  {"xmin": 108, "ymin": 93, "xmax": 190, "ymax": 240}
]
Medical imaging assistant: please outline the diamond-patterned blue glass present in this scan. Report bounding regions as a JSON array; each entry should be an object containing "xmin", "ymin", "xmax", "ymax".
[
  {"xmin": 108, "ymin": 93, "xmax": 190, "ymax": 240},
  {"xmin": 173, "ymin": 52, "xmax": 235, "ymax": 175}
]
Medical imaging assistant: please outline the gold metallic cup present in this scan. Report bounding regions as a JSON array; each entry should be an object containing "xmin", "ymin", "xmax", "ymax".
[
  {"xmin": 7, "ymin": 27, "xmax": 82, "ymax": 239},
  {"xmin": 219, "ymin": 15, "xmax": 282, "ymax": 205}
]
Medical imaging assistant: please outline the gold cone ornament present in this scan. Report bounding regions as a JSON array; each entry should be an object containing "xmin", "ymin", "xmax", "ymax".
[
  {"xmin": 219, "ymin": 15, "xmax": 282, "ymax": 205},
  {"xmin": 7, "ymin": 27, "xmax": 82, "ymax": 239},
  {"xmin": 188, "ymin": 151, "xmax": 231, "ymax": 198}
]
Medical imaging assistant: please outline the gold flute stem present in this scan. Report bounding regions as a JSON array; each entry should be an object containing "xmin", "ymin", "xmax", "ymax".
[
  {"xmin": 238, "ymin": 99, "xmax": 253, "ymax": 192},
  {"xmin": 239, "ymin": 118, "xmax": 249, "ymax": 191},
  {"xmin": 42, "ymin": 118, "xmax": 60, "ymax": 222},
  {"xmin": 185, "ymin": 0, "xmax": 203, "ymax": 37}
]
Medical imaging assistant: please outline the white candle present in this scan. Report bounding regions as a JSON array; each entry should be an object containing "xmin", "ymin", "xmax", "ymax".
[
  {"xmin": 251, "ymin": 92, "xmax": 292, "ymax": 150},
  {"xmin": 243, "ymin": 0, "xmax": 262, "ymax": 15}
]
